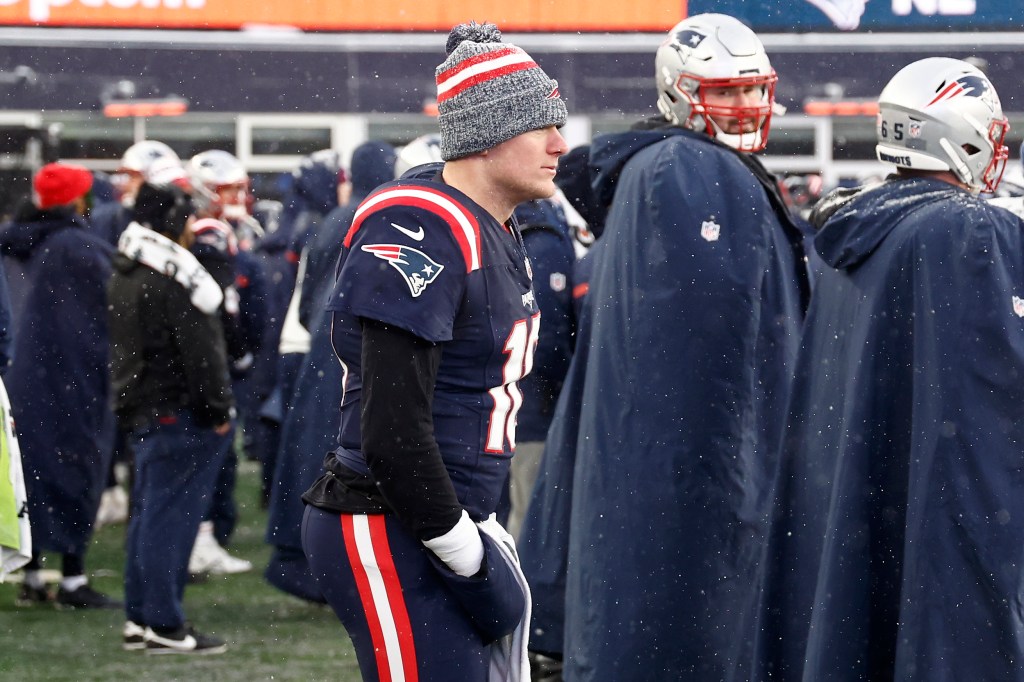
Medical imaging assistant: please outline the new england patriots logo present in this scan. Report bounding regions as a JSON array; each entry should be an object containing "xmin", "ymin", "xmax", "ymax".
[
  {"xmin": 362, "ymin": 244, "xmax": 444, "ymax": 298},
  {"xmin": 927, "ymin": 75, "xmax": 991, "ymax": 108},
  {"xmin": 674, "ymin": 29, "xmax": 707, "ymax": 49}
]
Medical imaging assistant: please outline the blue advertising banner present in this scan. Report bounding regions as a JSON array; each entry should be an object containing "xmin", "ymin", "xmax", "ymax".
[{"xmin": 688, "ymin": 0, "xmax": 1024, "ymax": 31}]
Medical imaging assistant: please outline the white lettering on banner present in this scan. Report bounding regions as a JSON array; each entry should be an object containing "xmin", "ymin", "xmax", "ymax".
[
  {"xmin": 892, "ymin": 0, "xmax": 976, "ymax": 15},
  {"xmin": 20, "ymin": 0, "xmax": 205, "ymax": 22}
]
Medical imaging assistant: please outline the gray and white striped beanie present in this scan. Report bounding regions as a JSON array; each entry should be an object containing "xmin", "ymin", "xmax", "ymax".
[{"xmin": 435, "ymin": 22, "xmax": 568, "ymax": 161}]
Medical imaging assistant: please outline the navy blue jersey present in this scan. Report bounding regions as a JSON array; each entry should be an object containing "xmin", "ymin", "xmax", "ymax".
[{"xmin": 326, "ymin": 179, "xmax": 539, "ymax": 519}]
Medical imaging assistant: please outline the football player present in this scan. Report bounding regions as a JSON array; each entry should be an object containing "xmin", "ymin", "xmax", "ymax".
[
  {"xmin": 523, "ymin": 13, "xmax": 810, "ymax": 680},
  {"xmin": 91, "ymin": 139, "xmax": 181, "ymax": 245},
  {"xmin": 187, "ymin": 149, "xmax": 263, "ymax": 250},
  {"xmin": 764, "ymin": 57, "xmax": 1024, "ymax": 681},
  {"xmin": 301, "ymin": 21, "xmax": 567, "ymax": 682}
]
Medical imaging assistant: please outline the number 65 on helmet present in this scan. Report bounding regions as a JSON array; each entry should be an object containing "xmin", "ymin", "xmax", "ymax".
[{"xmin": 875, "ymin": 57, "xmax": 1009, "ymax": 194}]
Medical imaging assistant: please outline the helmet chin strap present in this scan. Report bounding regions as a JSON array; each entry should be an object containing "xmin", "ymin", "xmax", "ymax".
[{"xmin": 939, "ymin": 137, "xmax": 975, "ymax": 190}]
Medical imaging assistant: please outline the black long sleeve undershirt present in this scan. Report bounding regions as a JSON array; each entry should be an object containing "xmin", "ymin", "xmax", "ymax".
[{"xmin": 360, "ymin": 317, "xmax": 464, "ymax": 541}]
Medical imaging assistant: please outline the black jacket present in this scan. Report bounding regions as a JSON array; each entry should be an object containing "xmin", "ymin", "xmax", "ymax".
[{"xmin": 108, "ymin": 252, "xmax": 234, "ymax": 429}]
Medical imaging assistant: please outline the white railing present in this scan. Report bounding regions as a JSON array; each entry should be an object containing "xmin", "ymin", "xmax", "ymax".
[{"xmin": 0, "ymin": 109, "xmax": 892, "ymax": 188}]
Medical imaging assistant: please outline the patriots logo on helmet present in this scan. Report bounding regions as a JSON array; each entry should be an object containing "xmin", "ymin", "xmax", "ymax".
[
  {"xmin": 362, "ymin": 243, "xmax": 444, "ymax": 298},
  {"xmin": 926, "ymin": 75, "xmax": 991, "ymax": 107},
  {"xmin": 675, "ymin": 29, "xmax": 707, "ymax": 49}
]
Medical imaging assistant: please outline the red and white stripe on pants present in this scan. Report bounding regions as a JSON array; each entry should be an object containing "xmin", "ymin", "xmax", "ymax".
[{"xmin": 341, "ymin": 514, "xmax": 419, "ymax": 682}]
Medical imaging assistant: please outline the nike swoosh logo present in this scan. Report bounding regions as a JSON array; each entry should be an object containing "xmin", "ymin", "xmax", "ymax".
[{"xmin": 391, "ymin": 222, "xmax": 424, "ymax": 241}]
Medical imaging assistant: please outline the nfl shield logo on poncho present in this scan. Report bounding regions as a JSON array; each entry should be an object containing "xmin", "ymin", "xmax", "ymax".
[
  {"xmin": 1013, "ymin": 295, "xmax": 1024, "ymax": 318},
  {"xmin": 701, "ymin": 219, "xmax": 721, "ymax": 242}
]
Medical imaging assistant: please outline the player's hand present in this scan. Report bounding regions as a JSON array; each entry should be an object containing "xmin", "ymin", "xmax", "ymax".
[
  {"xmin": 422, "ymin": 510, "xmax": 485, "ymax": 577},
  {"xmin": 214, "ymin": 421, "xmax": 232, "ymax": 436}
]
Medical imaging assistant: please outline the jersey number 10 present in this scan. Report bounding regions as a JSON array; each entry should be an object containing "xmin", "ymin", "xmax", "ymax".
[{"xmin": 485, "ymin": 313, "xmax": 541, "ymax": 453}]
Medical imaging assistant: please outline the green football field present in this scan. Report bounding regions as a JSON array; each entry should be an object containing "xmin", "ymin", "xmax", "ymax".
[{"xmin": 0, "ymin": 460, "xmax": 363, "ymax": 681}]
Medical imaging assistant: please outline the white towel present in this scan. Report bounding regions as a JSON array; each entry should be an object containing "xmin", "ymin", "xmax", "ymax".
[
  {"xmin": 477, "ymin": 515, "xmax": 531, "ymax": 682},
  {"xmin": 118, "ymin": 221, "xmax": 223, "ymax": 315}
]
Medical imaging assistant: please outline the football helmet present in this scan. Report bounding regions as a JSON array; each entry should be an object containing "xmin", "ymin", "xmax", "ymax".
[
  {"xmin": 655, "ymin": 13, "xmax": 777, "ymax": 152},
  {"xmin": 187, "ymin": 149, "xmax": 251, "ymax": 220},
  {"xmin": 875, "ymin": 57, "xmax": 1009, "ymax": 194},
  {"xmin": 121, "ymin": 140, "xmax": 180, "ymax": 175},
  {"xmin": 115, "ymin": 140, "xmax": 181, "ymax": 205},
  {"xmin": 297, "ymin": 148, "xmax": 342, "ymax": 176},
  {"xmin": 394, "ymin": 133, "xmax": 443, "ymax": 178},
  {"xmin": 145, "ymin": 155, "xmax": 189, "ymax": 188}
]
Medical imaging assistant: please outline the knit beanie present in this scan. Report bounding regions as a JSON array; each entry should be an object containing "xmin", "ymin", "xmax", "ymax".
[
  {"xmin": 436, "ymin": 22, "xmax": 568, "ymax": 161},
  {"xmin": 133, "ymin": 182, "xmax": 193, "ymax": 239},
  {"xmin": 33, "ymin": 162, "xmax": 93, "ymax": 210},
  {"xmin": 351, "ymin": 140, "xmax": 397, "ymax": 194}
]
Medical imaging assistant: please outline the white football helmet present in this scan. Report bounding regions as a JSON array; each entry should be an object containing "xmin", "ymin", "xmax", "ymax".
[
  {"xmin": 655, "ymin": 13, "xmax": 777, "ymax": 152},
  {"xmin": 115, "ymin": 140, "xmax": 181, "ymax": 205},
  {"xmin": 876, "ymin": 57, "xmax": 1009, "ymax": 194},
  {"xmin": 394, "ymin": 133, "xmax": 443, "ymax": 178},
  {"xmin": 121, "ymin": 140, "xmax": 180, "ymax": 175},
  {"xmin": 187, "ymin": 149, "xmax": 251, "ymax": 220}
]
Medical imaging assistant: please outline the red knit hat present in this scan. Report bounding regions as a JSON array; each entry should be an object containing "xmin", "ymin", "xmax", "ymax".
[{"xmin": 33, "ymin": 162, "xmax": 94, "ymax": 210}]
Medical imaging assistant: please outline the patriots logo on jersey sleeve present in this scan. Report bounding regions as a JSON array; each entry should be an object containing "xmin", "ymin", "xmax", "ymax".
[{"xmin": 362, "ymin": 243, "xmax": 445, "ymax": 298}]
